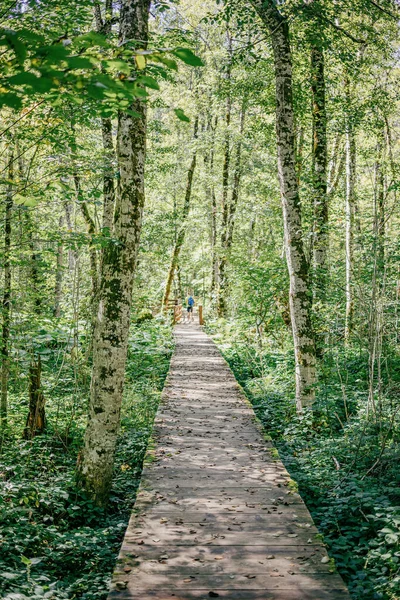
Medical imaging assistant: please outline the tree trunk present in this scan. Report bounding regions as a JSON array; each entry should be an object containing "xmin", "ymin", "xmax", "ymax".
[
  {"xmin": 54, "ymin": 215, "xmax": 64, "ymax": 317},
  {"xmin": 1, "ymin": 143, "xmax": 14, "ymax": 428},
  {"xmin": 206, "ymin": 116, "xmax": 218, "ymax": 294},
  {"xmin": 23, "ymin": 356, "xmax": 46, "ymax": 439},
  {"xmin": 73, "ymin": 173, "xmax": 99, "ymax": 300},
  {"xmin": 77, "ymin": 0, "xmax": 150, "ymax": 506},
  {"xmin": 95, "ymin": 0, "xmax": 116, "ymax": 234},
  {"xmin": 374, "ymin": 130, "xmax": 385, "ymax": 280},
  {"xmin": 344, "ymin": 89, "xmax": 356, "ymax": 341},
  {"xmin": 249, "ymin": 0, "xmax": 317, "ymax": 410},
  {"xmin": 64, "ymin": 201, "xmax": 76, "ymax": 270},
  {"xmin": 311, "ymin": 43, "xmax": 328, "ymax": 303},
  {"xmin": 163, "ymin": 119, "xmax": 199, "ymax": 309},
  {"xmin": 17, "ymin": 145, "xmax": 48, "ymax": 436},
  {"xmin": 101, "ymin": 117, "xmax": 116, "ymax": 232},
  {"xmin": 217, "ymin": 32, "xmax": 232, "ymax": 317},
  {"xmin": 218, "ymin": 103, "xmax": 246, "ymax": 313}
]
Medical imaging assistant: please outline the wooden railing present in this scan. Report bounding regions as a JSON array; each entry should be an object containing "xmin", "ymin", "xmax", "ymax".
[{"xmin": 164, "ymin": 301, "xmax": 204, "ymax": 325}]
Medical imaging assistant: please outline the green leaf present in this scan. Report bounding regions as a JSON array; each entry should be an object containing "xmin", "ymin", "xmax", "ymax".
[
  {"xmin": 174, "ymin": 108, "xmax": 190, "ymax": 122},
  {"xmin": 4, "ymin": 30, "xmax": 27, "ymax": 64},
  {"xmin": 21, "ymin": 556, "xmax": 31, "ymax": 566},
  {"xmin": 66, "ymin": 56, "xmax": 96, "ymax": 70},
  {"xmin": 103, "ymin": 59, "xmax": 131, "ymax": 75},
  {"xmin": 0, "ymin": 93, "xmax": 22, "ymax": 109},
  {"xmin": 75, "ymin": 32, "xmax": 108, "ymax": 48},
  {"xmin": 8, "ymin": 72, "xmax": 53, "ymax": 93},
  {"xmin": 172, "ymin": 47, "xmax": 204, "ymax": 67},
  {"xmin": 14, "ymin": 195, "xmax": 39, "ymax": 207},
  {"xmin": 152, "ymin": 55, "xmax": 178, "ymax": 71},
  {"xmin": 136, "ymin": 75, "xmax": 159, "ymax": 90}
]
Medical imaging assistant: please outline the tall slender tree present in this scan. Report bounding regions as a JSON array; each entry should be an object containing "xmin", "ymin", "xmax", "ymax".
[
  {"xmin": 248, "ymin": 0, "xmax": 317, "ymax": 410},
  {"xmin": 162, "ymin": 118, "xmax": 199, "ymax": 309},
  {"xmin": 0, "ymin": 142, "xmax": 14, "ymax": 428}
]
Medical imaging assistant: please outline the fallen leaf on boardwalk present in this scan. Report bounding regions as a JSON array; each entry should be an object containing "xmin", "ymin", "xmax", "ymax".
[
  {"xmin": 287, "ymin": 533, "xmax": 298, "ymax": 538},
  {"xmin": 208, "ymin": 593, "xmax": 219, "ymax": 598},
  {"xmin": 244, "ymin": 574, "xmax": 256, "ymax": 579},
  {"xmin": 321, "ymin": 556, "xmax": 330, "ymax": 563},
  {"xmin": 266, "ymin": 555, "xmax": 275, "ymax": 559},
  {"xmin": 153, "ymin": 538, "xmax": 160, "ymax": 542},
  {"xmin": 115, "ymin": 581, "xmax": 128, "ymax": 590},
  {"xmin": 137, "ymin": 540, "xmax": 144, "ymax": 545},
  {"xmin": 214, "ymin": 556, "xmax": 224, "ymax": 561},
  {"xmin": 123, "ymin": 567, "xmax": 132, "ymax": 573}
]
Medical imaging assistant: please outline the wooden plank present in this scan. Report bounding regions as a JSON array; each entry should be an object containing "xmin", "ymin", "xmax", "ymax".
[
  {"xmin": 117, "ymin": 544, "xmax": 333, "ymax": 572},
  {"xmin": 109, "ymin": 591, "xmax": 348, "ymax": 600},
  {"xmin": 107, "ymin": 325, "xmax": 350, "ymax": 599}
]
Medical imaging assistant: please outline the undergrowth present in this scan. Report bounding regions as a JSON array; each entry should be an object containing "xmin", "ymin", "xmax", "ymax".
[
  {"xmin": 207, "ymin": 319, "xmax": 400, "ymax": 600},
  {"xmin": 0, "ymin": 319, "xmax": 173, "ymax": 600}
]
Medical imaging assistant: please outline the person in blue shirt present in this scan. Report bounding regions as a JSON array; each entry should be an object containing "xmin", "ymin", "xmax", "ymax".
[{"xmin": 186, "ymin": 294, "xmax": 195, "ymax": 323}]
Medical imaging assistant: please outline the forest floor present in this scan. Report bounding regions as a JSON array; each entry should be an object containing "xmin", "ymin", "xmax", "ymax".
[
  {"xmin": 0, "ymin": 320, "xmax": 174, "ymax": 600},
  {"xmin": 107, "ymin": 324, "xmax": 350, "ymax": 600}
]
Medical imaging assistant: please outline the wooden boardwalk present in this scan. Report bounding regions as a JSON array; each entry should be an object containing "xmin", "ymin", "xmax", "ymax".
[{"xmin": 108, "ymin": 325, "xmax": 350, "ymax": 600}]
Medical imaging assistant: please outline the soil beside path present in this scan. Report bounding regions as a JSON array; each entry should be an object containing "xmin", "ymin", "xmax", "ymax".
[{"xmin": 108, "ymin": 324, "xmax": 350, "ymax": 600}]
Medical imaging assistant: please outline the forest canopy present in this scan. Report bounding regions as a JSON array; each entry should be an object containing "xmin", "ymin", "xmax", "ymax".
[{"xmin": 1, "ymin": 0, "xmax": 400, "ymax": 599}]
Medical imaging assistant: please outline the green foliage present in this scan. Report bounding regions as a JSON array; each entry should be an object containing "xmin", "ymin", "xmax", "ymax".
[{"xmin": 0, "ymin": 321, "xmax": 173, "ymax": 600}]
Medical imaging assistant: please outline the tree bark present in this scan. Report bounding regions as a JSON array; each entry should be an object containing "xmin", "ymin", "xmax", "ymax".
[
  {"xmin": 206, "ymin": 116, "xmax": 218, "ymax": 294},
  {"xmin": 249, "ymin": 0, "xmax": 317, "ymax": 410},
  {"xmin": 345, "ymin": 85, "xmax": 356, "ymax": 341},
  {"xmin": 95, "ymin": 0, "xmax": 116, "ymax": 233},
  {"xmin": 1, "ymin": 143, "xmax": 14, "ymax": 427},
  {"xmin": 217, "ymin": 32, "xmax": 232, "ymax": 317},
  {"xmin": 311, "ymin": 43, "xmax": 328, "ymax": 303},
  {"xmin": 23, "ymin": 356, "xmax": 46, "ymax": 439},
  {"xmin": 54, "ymin": 215, "xmax": 64, "ymax": 317},
  {"xmin": 373, "ymin": 130, "xmax": 385, "ymax": 280},
  {"xmin": 218, "ymin": 103, "xmax": 246, "ymax": 313},
  {"xmin": 162, "ymin": 119, "xmax": 199, "ymax": 309},
  {"xmin": 77, "ymin": 0, "xmax": 150, "ymax": 505}
]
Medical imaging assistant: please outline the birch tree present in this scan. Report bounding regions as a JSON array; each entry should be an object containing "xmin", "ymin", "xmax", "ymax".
[
  {"xmin": 77, "ymin": 0, "xmax": 151, "ymax": 505},
  {"xmin": 248, "ymin": 0, "xmax": 317, "ymax": 410}
]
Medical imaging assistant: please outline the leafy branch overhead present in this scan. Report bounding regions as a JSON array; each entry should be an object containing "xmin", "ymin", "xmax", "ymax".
[{"xmin": 0, "ymin": 27, "xmax": 204, "ymax": 114}]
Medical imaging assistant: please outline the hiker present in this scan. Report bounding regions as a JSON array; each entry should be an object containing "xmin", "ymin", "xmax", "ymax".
[{"xmin": 186, "ymin": 294, "xmax": 195, "ymax": 323}]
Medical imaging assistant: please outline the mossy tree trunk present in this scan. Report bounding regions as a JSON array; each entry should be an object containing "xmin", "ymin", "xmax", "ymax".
[
  {"xmin": 77, "ymin": 0, "xmax": 151, "ymax": 506},
  {"xmin": 23, "ymin": 356, "xmax": 46, "ymax": 439}
]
